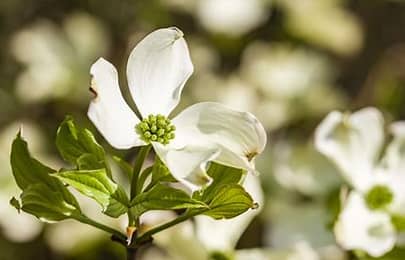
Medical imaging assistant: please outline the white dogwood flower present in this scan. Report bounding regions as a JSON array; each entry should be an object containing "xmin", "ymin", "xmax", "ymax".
[
  {"xmin": 315, "ymin": 107, "xmax": 405, "ymax": 256},
  {"xmin": 87, "ymin": 27, "xmax": 266, "ymax": 190},
  {"xmin": 334, "ymin": 191, "xmax": 395, "ymax": 257}
]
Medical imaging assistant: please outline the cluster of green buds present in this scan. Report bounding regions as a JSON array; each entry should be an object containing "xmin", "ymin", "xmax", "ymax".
[
  {"xmin": 365, "ymin": 185, "xmax": 393, "ymax": 210},
  {"xmin": 136, "ymin": 114, "xmax": 176, "ymax": 145}
]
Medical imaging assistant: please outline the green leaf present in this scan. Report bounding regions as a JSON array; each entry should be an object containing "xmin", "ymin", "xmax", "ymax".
[
  {"xmin": 10, "ymin": 132, "xmax": 82, "ymax": 222},
  {"xmin": 136, "ymin": 166, "xmax": 153, "ymax": 194},
  {"xmin": 76, "ymin": 153, "xmax": 103, "ymax": 170},
  {"xmin": 195, "ymin": 162, "xmax": 244, "ymax": 202},
  {"xmin": 130, "ymin": 184, "xmax": 207, "ymax": 216},
  {"xmin": 55, "ymin": 169, "xmax": 129, "ymax": 218},
  {"xmin": 112, "ymin": 155, "xmax": 133, "ymax": 178},
  {"xmin": 202, "ymin": 184, "xmax": 254, "ymax": 220},
  {"xmin": 358, "ymin": 247, "xmax": 405, "ymax": 259},
  {"xmin": 392, "ymin": 215, "xmax": 405, "ymax": 231},
  {"xmin": 11, "ymin": 132, "xmax": 57, "ymax": 190},
  {"xmin": 209, "ymin": 251, "xmax": 234, "ymax": 260},
  {"xmin": 189, "ymin": 163, "xmax": 253, "ymax": 220},
  {"xmin": 325, "ymin": 188, "xmax": 342, "ymax": 230},
  {"xmin": 21, "ymin": 183, "xmax": 82, "ymax": 222},
  {"xmin": 56, "ymin": 116, "xmax": 108, "ymax": 172},
  {"xmin": 142, "ymin": 157, "xmax": 176, "ymax": 193},
  {"xmin": 10, "ymin": 197, "xmax": 21, "ymax": 213},
  {"xmin": 151, "ymin": 157, "xmax": 176, "ymax": 184},
  {"xmin": 208, "ymin": 162, "xmax": 244, "ymax": 184}
]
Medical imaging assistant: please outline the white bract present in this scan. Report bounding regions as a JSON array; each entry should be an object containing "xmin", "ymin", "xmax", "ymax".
[
  {"xmin": 276, "ymin": 0, "xmax": 363, "ymax": 56},
  {"xmin": 88, "ymin": 27, "xmax": 266, "ymax": 190},
  {"xmin": 315, "ymin": 107, "xmax": 405, "ymax": 257}
]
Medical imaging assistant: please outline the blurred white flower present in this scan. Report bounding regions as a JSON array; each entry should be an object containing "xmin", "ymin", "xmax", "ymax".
[
  {"xmin": 315, "ymin": 108, "xmax": 405, "ymax": 256},
  {"xmin": 315, "ymin": 108, "xmax": 405, "ymax": 202},
  {"xmin": 216, "ymin": 76, "xmax": 259, "ymax": 112},
  {"xmin": 235, "ymin": 241, "xmax": 342, "ymax": 260},
  {"xmin": 334, "ymin": 192, "xmax": 395, "ymax": 257},
  {"xmin": 272, "ymin": 141, "xmax": 341, "ymax": 197},
  {"xmin": 161, "ymin": 0, "xmax": 197, "ymax": 13},
  {"xmin": 265, "ymin": 198, "xmax": 346, "ymax": 260},
  {"xmin": 189, "ymin": 73, "xmax": 259, "ymax": 113},
  {"xmin": 45, "ymin": 191, "xmax": 125, "ymax": 254},
  {"xmin": 276, "ymin": 0, "xmax": 363, "ymax": 55},
  {"xmin": 196, "ymin": 0, "xmax": 270, "ymax": 36},
  {"xmin": 255, "ymin": 100, "xmax": 291, "ymax": 130},
  {"xmin": 185, "ymin": 40, "xmax": 345, "ymax": 132},
  {"xmin": 0, "ymin": 191, "xmax": 43, "ymax": 242},
  {"xmin": 236, "ymin": 248, "xmax": 294, "ymax": 260},
  {"xmin": 287, "ymin": 241, "xmax": 320, "ymax": 260},
  {"xmin": 240, "ymin": 42, "xmax": 345, "ymax": 130},
  {"xmin": 188, "ymin": 38, "xmax": 220, "ymax": 74},
  {"xmin": 241, "ymin": 43, "xmax": 332, "ymax": 99},
  {"xmin": 45, "ymin": 219, "xmax": 105, "ymax": 253},
  {"xmin": 153, "ymin": 220, "xmax": 208, "ymax": 260},
  {"xmin": 11, "ymin": 12, "xmax": 110, "ymax": 103},
  {"xmin": 163, "ymin": 0, "xmax": 270, "ymax": 36},
  {"xmin": 184, "ymin": 73, "xmax": 272, "ymax": 133},
  {"xmin": 265, "ymin": 200, "xmax": 336, "ymax": 249}
]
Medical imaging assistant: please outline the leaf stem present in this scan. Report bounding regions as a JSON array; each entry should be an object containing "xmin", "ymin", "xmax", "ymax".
[
  {"xmin": 74, "ymin": 214, "xmax": 126, "ymax": 242},
  {"xmin": 128, "ymin": 210, "xmax": 135, "ymax": 227},
  {"xmin": 136, "ymin": 166, "xmax": 153, "ymax": 194},
  {"xmin": 130, "ymin": 145, "xmax": 151, "ymax": 199},
  {"xmin": 134, "ymin": 209, "xmax": 206, "ymax": 245}
]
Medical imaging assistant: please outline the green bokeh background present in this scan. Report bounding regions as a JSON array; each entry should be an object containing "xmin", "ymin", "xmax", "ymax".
[{"xmin": 1, "ymin": 0, "xmax": 405, "ymax": 259}]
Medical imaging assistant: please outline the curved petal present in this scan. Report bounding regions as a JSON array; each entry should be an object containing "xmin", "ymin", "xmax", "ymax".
[
  {"xmin": 172, "ymin": 102, "xmax": 267, "ymax": 172},
  {"xmin": 384, "ymin": 173, "xmax": 405, "ymax": 216},
  {"xmin": 314, "ymin": 108, "xmax": 384, "ymax": 190},
  {"xmin": 379, "ymin": 123, "xmax": 405, "ymax": 214},
  {"xmin": 152, "ymin": 142, "xmax": 220, "ymax": 191},
  {"xmin": 383, "ymin": 121, "xmax": 405, "ymax": 173},
  {"xmin": 334, "ymin": 192, "xmax": 395, "ymax": 257},
  {"xmin": 127, "ymin": 27, "xmax": 193, "ymax": 118},
  {"xmin": 195, "ymin": 174, "xmax": 263, "ymax": 251},
  {"xmin": 87, "ymin": 58, "xmax": 145, "ymax": 149},
  {"xmin": 390, "ymin": 121, "xmax": 405, "ymax": 137}
]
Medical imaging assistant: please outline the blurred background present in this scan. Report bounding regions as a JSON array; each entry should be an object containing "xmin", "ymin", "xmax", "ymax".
[{"xmin": 1, "ymin": 0, "xmax": 405, "ymax": 259}]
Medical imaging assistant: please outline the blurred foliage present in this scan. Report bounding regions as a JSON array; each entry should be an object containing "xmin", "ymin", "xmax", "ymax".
[{"xmin": 1, "ymin": 0, "xmax": 405, "ymax": 259}]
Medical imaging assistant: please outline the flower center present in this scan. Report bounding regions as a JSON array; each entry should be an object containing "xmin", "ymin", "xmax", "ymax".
[
  {"xmin": 367, "ymin": 222, "xmax": 391, "ymax": 237},
  {"xmin": 365, "ymin": 185, "xmax": 393, "ymax": 210},
  {"xmin": 136, "ymin": 114, "xmax": 176, "ymax": 145},
  {"xmin": 209, "ymin": 251, "xmax": 233, "ymax": 260}
]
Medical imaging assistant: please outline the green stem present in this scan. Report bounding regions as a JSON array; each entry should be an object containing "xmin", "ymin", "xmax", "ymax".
[
  {"xmin": 136, "ymin": 166, "xmax": 153, "ymax": 194},
  {"xmin": 127, "ymin": 247, "xmax": 137, "ymax": 260},
  {"xmin": 130, "ymin": 145, "xmax": 151, "ymax": 199},
  {"xmin": 134, "ymin": 209, "xmax": 206, "ymax": 245},
  {"xmin": 128, "ymin": 210, "xmax": 135, "ymax": 227},
  {"xmin": 142, "ymin": 158, "xmax": 163, "ymax": 192},
  {"xmin": 74, "ymin": 214, "xmax": 126, "ymax": 242}
]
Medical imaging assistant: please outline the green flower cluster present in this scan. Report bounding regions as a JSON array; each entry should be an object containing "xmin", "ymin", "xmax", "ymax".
[
  {"xmin": 136, "ymin": 114, "xmax": 176, "ymax": 145},
  {"xmin": 365, "ymin": 185, "xmax": 393, "ymax": 210}
]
